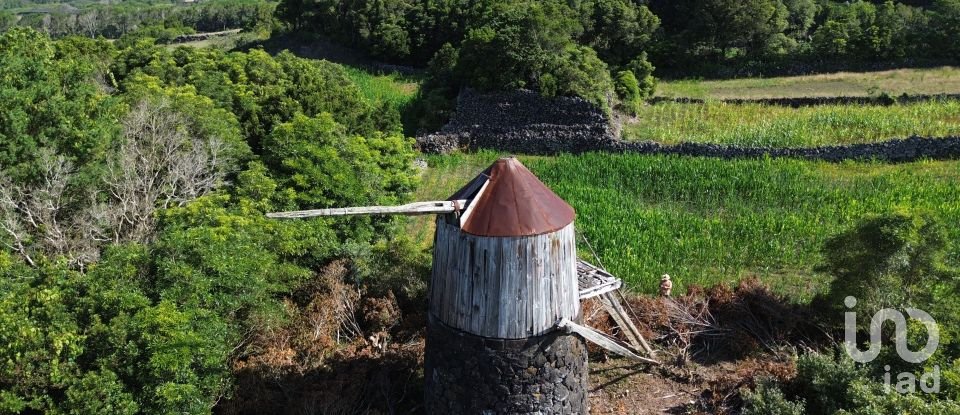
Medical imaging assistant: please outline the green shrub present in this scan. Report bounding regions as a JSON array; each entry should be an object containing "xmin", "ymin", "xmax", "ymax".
[
  {"xmin": 742, "ymin": 378, "xmax": 806, "ymax": 415},
  {"xmin": 817, "ymin": 212, "xmax": 958, "ymax": 321},
  {"xmin": 403, "ymin": 43, "xmax": 460, "ymax": 134},
  {"xmin": 343, "ymin": 235, "xmax": 432, "ymax": 306},
  {"xmin": 404, "ymin": 87, "xmax": 456, "ymax": 135},
  {"xmin": 795, "ymin": 352, "xmax": 867, "ymax": 414},
  {"xmin": 541, "ymin": 44, "xmax": 614, "ymax": 112},
  {"xmin": 615, "ymin": 70, "xmax": 641, "ymax": 115},
  {"xmin": 0, "ymin": 247, "xmax": 234, "ymax": 414},
  {"xmin": 789, "ymin": 349, "xmax": 960, "ymax": 414},
  {"xmin": 844, "ymin": 381, "xmax": 960, "ymax": 414},
  {"xmin": 261, "ymin": 113, "xmax": 417, "ymax": 213},
  {"xmin": 626, "ymin": 52, "xmax": 656, "ymax": 99}
]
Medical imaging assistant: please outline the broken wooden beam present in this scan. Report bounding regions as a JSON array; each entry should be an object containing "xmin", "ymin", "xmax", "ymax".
[
  {"xmin": 600, "ymin": 291, "xmax": 656, "ymax": 357},
  {"xmin": 558, "ymin": 318, "xmax": 660, "ymax": 365}
]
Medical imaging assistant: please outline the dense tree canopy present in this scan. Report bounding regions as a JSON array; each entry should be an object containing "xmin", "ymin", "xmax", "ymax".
[
  {"xmin": 576, "ymin": 0, "xmax": 660, "ymax": 66},
  {"xmin": 273, "ymin": 0, "xmax": 661, "ymax": 114},
  {"xmin": 455, "ymin": 1, "xmax": 579, "ymax": 91},
  {"xmin": 270, "ymin": 0, "xmax": 960, "ymax": 114},
  {"xmin": 0, "ymin": 0, "xmax": 276, "ymax": 40},
  {"xmin": 0, "ymin": 27, "xmax": 418, "ymax": 414},
  {"xmin": 672, "ymin": 0, "xmax": 789, "ymax": 59},
  {"xmin": 0, "ymin": 28, "xmax": 121, "ymax": 181}
]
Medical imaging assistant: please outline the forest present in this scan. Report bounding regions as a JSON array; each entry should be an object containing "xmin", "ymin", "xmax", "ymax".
[
  {"xmin": 0, "ymin": 0, "xmax": 276, "ymax": 39},
  {"xmin": 272, "ymin": 0, "xmax": 960, "ymax": 131},
  {"xmin": 1, "ymin": 0, "xmax": 959, "ymax": 414},
  {"xmin": 0, "ymin": 25, "xmax": 423, "ymax": 412}
]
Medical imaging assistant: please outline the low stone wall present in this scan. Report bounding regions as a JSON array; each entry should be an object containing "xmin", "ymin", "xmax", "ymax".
[
  {"xmin": 423, "ymin": 131, "xmax": 960, "ymax": 162},
  {"xmin": 416, "ymin": 89, "xmax": 960, "ymax": 162},
  {"xmin": 608, "ymin": 136, "xmax": 960, "ymax": 162},
  {"xmin": 424, "ymin": 314, "xmax": 588, "ymax": 415},
  {"xmin": 444, "ymin": 88, "xmax": 610, "ymax": 127}
]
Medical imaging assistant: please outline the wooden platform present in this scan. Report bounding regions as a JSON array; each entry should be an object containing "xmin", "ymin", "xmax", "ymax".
[{"xmin": 577, "ymin": 260, "xmax": 621, "ymax": 300}]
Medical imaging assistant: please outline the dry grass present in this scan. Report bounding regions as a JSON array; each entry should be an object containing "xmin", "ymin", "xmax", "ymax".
[
  {"xmin": 222, "ymin": 255, "xmax": 821, "ymax": 415},
  {"xmin": 589, "ymin": 278, "xmax": 813, "ymax": 414},
  {"xmin": 223, "ymin": 259, "xmax": 426, "ymax": 415},
  {"xmin": 659, "ymin": 67, "xmax": 960, "ymax": 99}
]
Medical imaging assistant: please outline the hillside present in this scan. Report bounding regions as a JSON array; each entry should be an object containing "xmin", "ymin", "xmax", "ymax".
[{"xmin": 1, "ymin": 0, "xmax": 960, "ymax": 414}]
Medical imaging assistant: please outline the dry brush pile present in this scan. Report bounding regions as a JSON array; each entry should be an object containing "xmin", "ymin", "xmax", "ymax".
[
  {"xmin": 584, "ymin": 277, "xmax": 831, "ymax": 414},
  {"xmin": 221, "ymin": 260, "xmax": 427, "ymax": 415}
]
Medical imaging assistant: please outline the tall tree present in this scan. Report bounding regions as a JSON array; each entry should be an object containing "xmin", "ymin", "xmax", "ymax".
[
  {"xmin": 680, "ymin": 0, "xmax": 790, "ymax": 59},
  {"xmin": 456, "ymin": 1, "xmax": 580, "ymax": 91},
  {"xmin": 783, "ymin": 0, "xmax": 816, "ymax": 40},
  {"xmin": 930, "ymin": 0, "xmax": 960, "ymax": 58},
  {"xmin": 577, "ymin": 0, "xmax": 660, "ymax": 66}
]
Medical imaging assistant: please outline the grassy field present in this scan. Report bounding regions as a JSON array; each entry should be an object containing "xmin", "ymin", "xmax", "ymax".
[
  {"xmin": 622, "ymin": 100, "xmax": 960, "ymax": 147},
  {"xmin": 342, "ymin": 66, "xmax": 420, "ymax": 114},
  {"xmin": 411, "ymin": 153, "xmax": 960, "ymax": 300},
  {"xmin": 658, "ymin": 66, "xmax": 960, "ymax": 99},
  {"xmin": 406, "ymin": 152, "xmax": 502, "ymax": 247}
]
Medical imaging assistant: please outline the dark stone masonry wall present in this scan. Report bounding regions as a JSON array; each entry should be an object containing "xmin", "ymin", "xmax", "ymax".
[
  {"xmin": 424, "ymin": 314, "xmax": 588, "ymax": 415},
  {"xmin": 417, "ymin": 88, "xmax": 618, "ymax": 155},
  {"xmin": 610, "ymin": 136, "xmax": 960, "ymax": 162},
  {"xmin": 417, "ymin": 89, "xmax": 960, "ymax": 162}
]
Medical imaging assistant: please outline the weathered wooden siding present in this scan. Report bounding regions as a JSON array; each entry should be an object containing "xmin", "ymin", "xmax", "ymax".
[{"xmin": 430, "ymin": 219, "xmax": 579, "ymax": 339}]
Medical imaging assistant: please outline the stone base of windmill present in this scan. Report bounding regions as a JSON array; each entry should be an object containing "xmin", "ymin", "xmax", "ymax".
[{"xmin": 424, "ymin": 314, "xmax": 589, "ymax": 414}]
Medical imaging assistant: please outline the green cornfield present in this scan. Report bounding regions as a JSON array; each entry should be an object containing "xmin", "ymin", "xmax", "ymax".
[
  {"xmin": 510, "ymin": 154, "xmax": 960, "ymax": 298},
  {"xmin": 414, "ymin": 153, "xmax": 960, "ymax": 298},
  {"xmin": 622, "ymin": 100, "xmax": 960, "ymax": 148}
]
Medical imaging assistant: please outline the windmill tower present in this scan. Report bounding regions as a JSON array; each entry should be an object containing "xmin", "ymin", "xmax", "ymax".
[{"xmin": 268, "ymin": 157, "xmax": 655, "ymax": 414}]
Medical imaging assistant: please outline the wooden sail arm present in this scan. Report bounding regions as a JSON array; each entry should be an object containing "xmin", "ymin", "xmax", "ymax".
[{"xmin": 266, "ymin": 200, "xmax": 468, "ymax": 219}]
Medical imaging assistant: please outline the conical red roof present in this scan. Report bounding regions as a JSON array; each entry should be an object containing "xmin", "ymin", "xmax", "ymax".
[{"xmin": 449, "ymin": 157, "xmax": 575, "ymax": 237}]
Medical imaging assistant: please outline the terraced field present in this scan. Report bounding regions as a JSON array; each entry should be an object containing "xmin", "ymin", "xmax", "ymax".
[{"xmin": 408, "ymin": 67, "xmax": 960, "ymax": 300}]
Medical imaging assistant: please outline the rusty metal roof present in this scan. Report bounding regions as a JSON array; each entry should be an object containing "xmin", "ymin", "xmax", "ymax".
[{"xmin": 449, "ymin": 157, "xmax": 575, "ymax": 237}]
